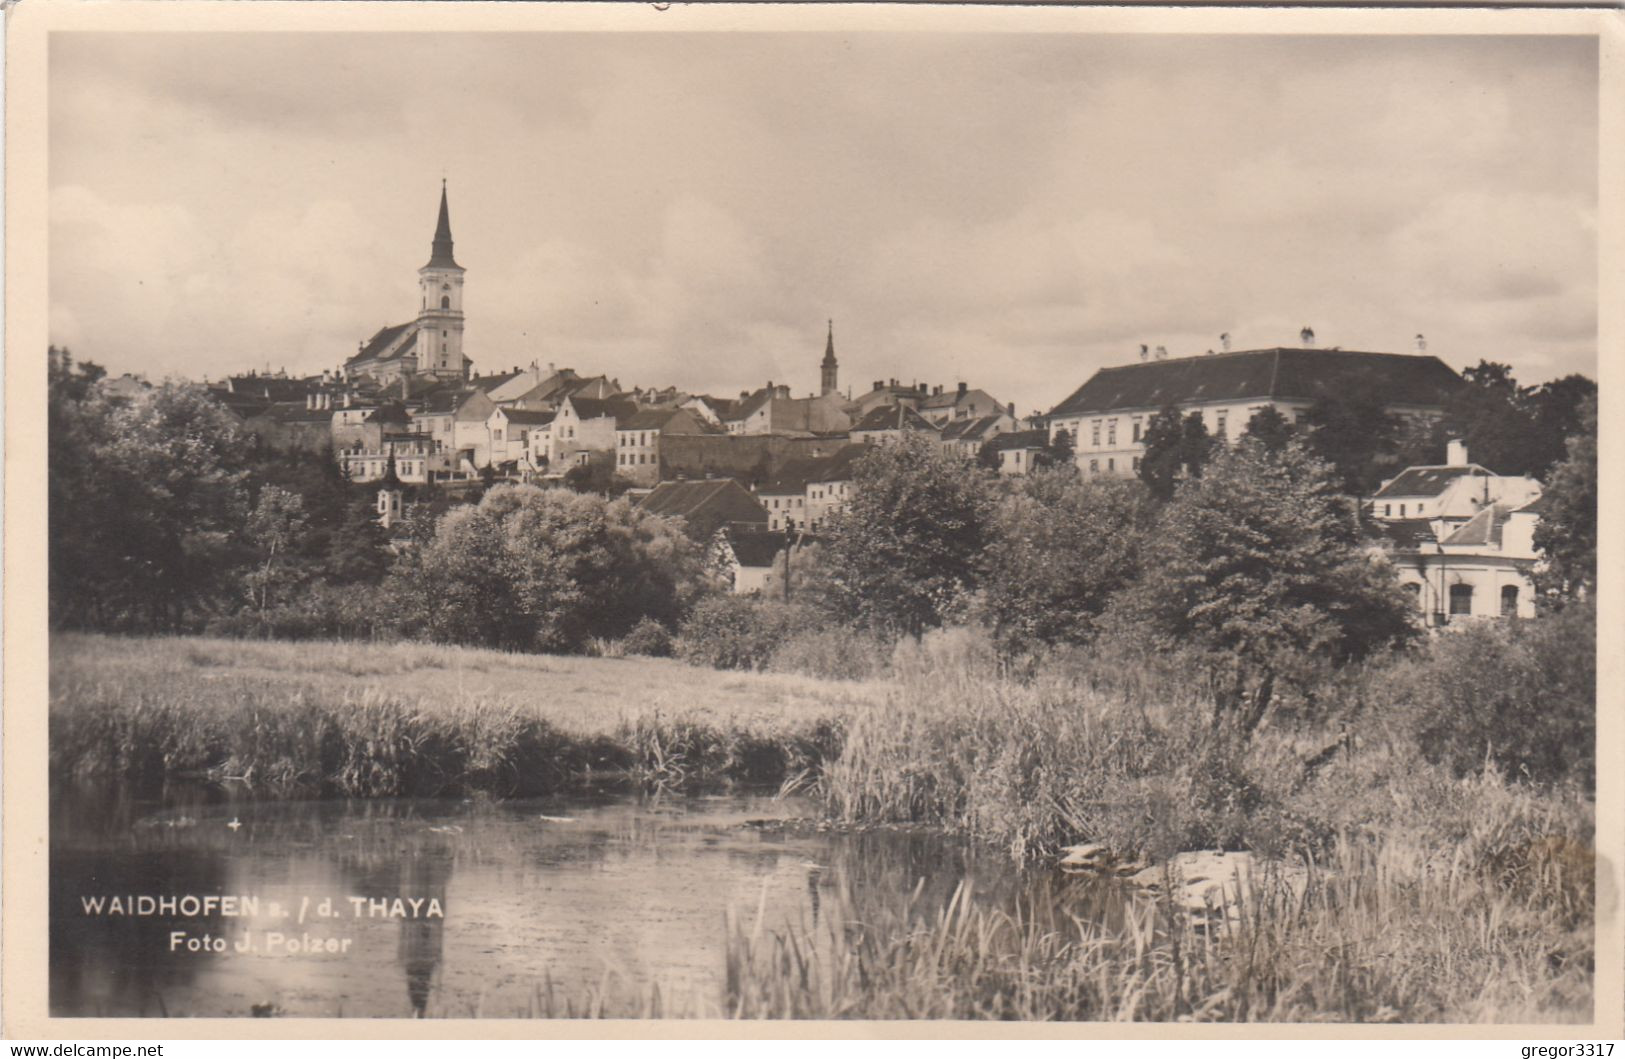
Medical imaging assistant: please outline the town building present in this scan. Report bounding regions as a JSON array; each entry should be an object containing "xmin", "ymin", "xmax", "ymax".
[
  {"xmin": 916, "ymin": 383, "xmax": 1008, "ymax": 428},
  {"xmin": 1045, "ymin": 346, "xmax": 1464, "ymax": 478},
  {"xmin": 1367, "ymin": 442, "xmax": 1544, "ymax": 624},
  {"xmin": 939, "ymin": 413, "xmax": 1016, "ymax": 461},
  {"xmin": 713, "ymin": 529, "xmax": 787, "ymax": 596},
  {"xmin": 850, "ymin": 404, "xmax": 939, "ymax": 446},
  {"xmin": 984, "ymin": 429, "xmax": 1051, "ymax": 476},
  {"xmin": 615, "ymin": 407, "xmax": 714, "ymax": 486},
  {"xmin": 637, "ymin": 478, "xmax": 769, "ymax": 541},
  {"xmin": 550, "ymin": 395, "xmax": 637, "ymax": 466}
]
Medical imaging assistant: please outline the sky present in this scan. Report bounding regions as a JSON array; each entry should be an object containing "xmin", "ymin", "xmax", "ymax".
[{"xmin": 49, "ymin": 31, "xmax": 1599, "ymax": 416}]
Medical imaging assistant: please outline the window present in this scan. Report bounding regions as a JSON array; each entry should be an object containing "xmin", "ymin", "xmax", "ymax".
[
  {"xmin": 1132, "ymin": 456, "xmax": 1141, "ymax": 471},
  {"xmin": 1090, "ymin": 420, "xmax": 1101, "ymax": 447},
  {"xmin": 1399, "ymin": 504, "xmax": 1406, "ymax": 517},
  {"xmin": 441, "ymin": 296, "xmax": 450, "ymax": 309},
  {"xmin": 1216, "ymin": 411, "xmax": 1228, "ymax": 438},
  {"xmin": 1449, "ymin": 583, "xmax": 1474, "ymax": 617},
  {"xmin": 1107, "ymin": 458, "xmax": 1115, "ymax": 472},
  {"xmin": 1107, "ymin": 420, "xmax": 1117, "ymax": 446},
  {"xmin": 1383, "ymin": 504, "xmax": 1391, "ymax": 517},
  {"xmin": 1500, "ymin": 585, "xmax": 1519, "ymax": 617},
  {"xmin": 1132, "ymin": 418, "xmax": 1143, "ymax": 443},
  {"xmin": 1089, "ymin": 459, "xmax": 1099, "ymax": 473}
]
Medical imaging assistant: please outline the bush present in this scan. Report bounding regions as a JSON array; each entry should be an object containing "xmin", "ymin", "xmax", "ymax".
[
  {"xmin": 621, "ymin": 617, "xmax": 674, "ymax": 658},
  {"xmin": 674, "ymin": 595, "xmax": 818, "ymax": 671},
  {"xmin": 1394, "ymin": 602, "xmax": 1595, "ymax": 787}
]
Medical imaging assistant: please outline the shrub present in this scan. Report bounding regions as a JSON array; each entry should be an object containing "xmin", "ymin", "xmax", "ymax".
[
  {"xmin": 1394, "ymin": 602, "xmax": 1595, "ymax": 787},
  {"xmin": 621, "ymin": 617, "xmax": 674, "ymax": 658},
  {"xmin": 674, "ymin": 595, "xmax": 817, "ymax": 671}
]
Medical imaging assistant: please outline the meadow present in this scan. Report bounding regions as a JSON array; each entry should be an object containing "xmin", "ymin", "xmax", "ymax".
[{"xmin": 49, "ymin": 633, "xmax": 877, "ymax": 794}]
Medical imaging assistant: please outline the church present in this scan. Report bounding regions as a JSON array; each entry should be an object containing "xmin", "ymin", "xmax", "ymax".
[{"xmin": 343, "ymin": 182, "xmax": 474, "ymax": 385}]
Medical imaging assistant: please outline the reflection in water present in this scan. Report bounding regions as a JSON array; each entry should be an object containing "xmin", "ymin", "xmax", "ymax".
[{"xmin": 49, "ymin": 783, "xmax": 1067, "ymax": 1018}]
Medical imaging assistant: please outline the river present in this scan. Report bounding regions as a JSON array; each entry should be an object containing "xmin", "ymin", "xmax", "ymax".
[{"xmin": 50, "ymin": 781, "xmax": 1086, "ymax": 1018}]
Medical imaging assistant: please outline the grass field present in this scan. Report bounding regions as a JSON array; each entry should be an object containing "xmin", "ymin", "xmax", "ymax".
[{"xmin": 50, "ymin": 633, "xmax": 882, "ymax": 795}]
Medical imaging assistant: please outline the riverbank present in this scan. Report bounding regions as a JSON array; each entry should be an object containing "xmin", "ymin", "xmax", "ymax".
[{"xmin": 50, "ymin": 633, "xmax": 878, "ymax": 795}]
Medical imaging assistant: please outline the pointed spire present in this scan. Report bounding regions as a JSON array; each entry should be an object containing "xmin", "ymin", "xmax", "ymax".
[
  {"xmin": 425, "ymin": 180, "xmax": 461, "ymax": 270},
  {"xmin": 822, "ymin": 319, "xmax": 837, "ymax": 367}
]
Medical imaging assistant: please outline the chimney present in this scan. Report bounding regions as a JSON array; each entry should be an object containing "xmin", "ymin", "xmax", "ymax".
[
  {"xmin": 1007, "ymin": 401, "xmax": 1015, "ymax": 418},
  {"xmin": 1300, "ymin": 326, "xmax": 1316, "ymax": 346},
  {"xmin": 1415, "ymin": 333, "xmax": 1427, "ymax": 353},
  {"xmin": 873, "ymin": 380, "xmax": 883, "ymax": 391},
  {"xmin": 1139, "ymin": 344, "xmax": 1150, "ymax": 362},
  {"xmin": 957, "ymin": 382, "xmax": 968, "ymax": 398},
  {"xmin": 1447, "ymin": 439, "xmax": 1468, "ymax": 466},
  {"xmin": 918, "ymin": 382, "xmax": 928, "ymax": 396},
  {"xmin": 1154, "ymin": 346, "xmax": 1168, "ymax": 360},
  {"xmin": 1220, "ymin": 332, "xmax": 1231, "ymax": 352}
]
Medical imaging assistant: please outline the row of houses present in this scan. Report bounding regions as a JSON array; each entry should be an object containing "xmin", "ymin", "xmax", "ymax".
[{"xmin": 215, "ymin": 184, "xmax": 1551, "ymax": 625}]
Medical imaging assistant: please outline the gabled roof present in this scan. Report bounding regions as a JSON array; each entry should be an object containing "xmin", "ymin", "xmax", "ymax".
[
  {"xmin": 499, "ymin": 408, "xmax": 556, "ymax": 426},
  {"xmin": 724, "ymin": 388, "xmax": 774, "ymax": 423},
  {"xmin": 619, "ymin": 408, "xmax": 685, "ymax": 431},
  {"xmin": 1442, "ymin": 504, "xmax": 1513, "ymax": 548},
  {"xmin": 348, "ymin": 322, "xmax": 415, "ymax": 366},
  {"xmin": 806, "ymin": 444, "xmax": 868, "ymax": 484},
  {"xmin": 364, "ymin": 402, "xmax": 411, "ymax": 425},
  {"xmin": 920, "ymin": 387, "xmax": 993, "ymax": 411},
  {"xmin": 727, "ymin": 529, "xmax": 788, "ymax": 568},
  {"xmin": 1370, "ymin": 517, "xmax": 1439, "ymax": 550},
  {"xmin": 469, "ymin": 370, "xmax": 525, "ymax": 394},
  {"xmin": 941, "ymin": 414, "xmax": 1005, "ymax": 442},
  {"xmin": 415, "ymin": 388, "xmax": 482, "ymax": 414},
  {"xmin": 851, "ymin": 404, "xmax": 937, "ymax": 434},
  {"xmin": 1047, "ymin": 348, "xmax": 1464, "ymax": 418},
  {"xmin": 985, "ymin": 429, "xmax": 1049, "ymax": 452},
  {"xmin": 638, "ymin": 479, "xmax": 768, "ymax": 539},
  {"xmin": 256, "ymin": 401, "xmax": 333, "ymax": 425},
  {"xmin": 1372, "ymin": 465, "xmax": 1493, "ymax": 499},
  {"xmin": 565, "ymin": 396, "xmax": 638, "ymax": 423}
]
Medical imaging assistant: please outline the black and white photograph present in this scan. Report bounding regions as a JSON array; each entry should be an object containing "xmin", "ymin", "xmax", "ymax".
[{"xmin": 6, "ymin": 1, "xmax": 1618, "ymax": 1036}]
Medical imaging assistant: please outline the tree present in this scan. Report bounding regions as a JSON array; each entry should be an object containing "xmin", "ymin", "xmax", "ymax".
[
  {"xmin": 1046, "ymin": 428, "xmax": 1076, "ymax": 468},
  {"xmin": 1139, "ymin": 405, "xmax": 1212, "ymax": 501},
  {"xmin": 1240, "ymin": 406, "xmax": 1294, "ymax": 453},
  {"xmin": 388, "ymin": 484, "xmax": 709, "ymax": 652},
  {"xmin": 820, "ymin": 433, "xmax": 999, "ymax": 635},
  {"xmin": 978, "ymin": 468, "xmax": 1157, "ymax": 652},
  {"xmin": 1532, "ymin": 393, "xmax": 1596, "ymax": 603},
  {"xmin": 243, "ymin": 485, "xmax": 309, "ymax": 625},
  {"xmin": 564, "ymin": 450, "xmax": 634, "ymax": 497},
  {"xmin": 1303, "ymin": 388, "xmax": 1400, "ymax": 497},
  {"xmin": 50, "ymin": 378, "xmax": 251, "ymax": 631},
  {"xmin": 1113, "ymin": 438, "xmax": 1416, "ymax": 733}
]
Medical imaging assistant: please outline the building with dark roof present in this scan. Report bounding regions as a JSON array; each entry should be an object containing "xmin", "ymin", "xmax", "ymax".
[
  {"xmin": 638, "ymin": 479, "xmax": 769, "ymax": 541},
  {"xmin": 850, "ymin": 403, "xmax": 939, "ymax": 445},
  {"xmin": 343, "ymin": 182, "xmax": 474, "ymax": 385},
  {"xmin": 1045, "ymin": 346, "xmax": 1465, "ymax": 479}
]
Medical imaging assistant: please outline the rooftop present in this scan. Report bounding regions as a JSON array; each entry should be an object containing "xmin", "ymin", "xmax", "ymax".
[{"xmin": 1047, "ymin": 347, "xmax": 1464, "ymax": 418}]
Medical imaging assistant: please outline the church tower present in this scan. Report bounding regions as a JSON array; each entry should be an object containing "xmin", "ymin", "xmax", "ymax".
[
  {"xmin": 416, "ymin": 181, "xmax": 466, "ymax": 379},
  {"xmin": 820, "ymin": 319, "xmax": 838, "ymax": 396}
]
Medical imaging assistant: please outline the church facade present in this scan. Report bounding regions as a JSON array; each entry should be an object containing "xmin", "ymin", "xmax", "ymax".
[{"xmin": 343, "ymin": 182, "xmax": 474, "ymax": 385}]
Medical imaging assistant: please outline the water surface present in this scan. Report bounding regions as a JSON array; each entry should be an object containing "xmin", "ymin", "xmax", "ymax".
[{"xmin": 51, "ymin": 782, "xmax": 1060, "ymax": 1017}]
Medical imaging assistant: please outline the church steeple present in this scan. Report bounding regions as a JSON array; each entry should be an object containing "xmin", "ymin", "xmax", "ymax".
[
  {"xmin": 425, "ymin": 180, "xmax": 460, "ymax": 271},
  {"xmin": 417, "ymin": 180, "xmax": 467, "ymax": 379},
  {"xmin": 820, "ymin": 319, "xmax": 838, "ymax": 396}
]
